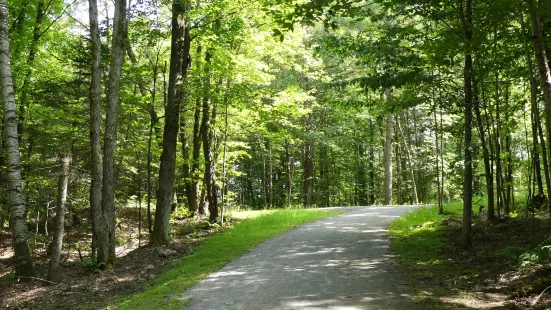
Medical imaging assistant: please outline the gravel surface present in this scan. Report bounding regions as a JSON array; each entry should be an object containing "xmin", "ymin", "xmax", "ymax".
[{"xmin": 183, "ymin": 206, "xmax": 420, "ymax": 310}]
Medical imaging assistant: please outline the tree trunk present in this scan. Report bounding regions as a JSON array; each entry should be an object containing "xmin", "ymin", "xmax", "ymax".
[
  {"xmin": 0, "ymin": 0, "xmax": 36, "ymax": 278},
  {"xmin": 303, "ymin": 139, "xmax": 314, "ymax": 207},
  {"xmin": 152, "ymin": 1, "xmax": 191, "ymax": 244},
  {"xmin": 200, "ymin": 50, "xmax": 219, "ymax": 221},
  {"xmin": 384, "ymin": 113, "xmax": 393, "ymax": 205},
  {"xmin": 473, "ymin": 78, "xmax": 495, "ymax": 220},
  {"xmin": 47, "ymin": 153, "xmax": 71, "ymax": 283},
  {"xmin": 180, "ymin": 99, "xmax": 193, "ymax": 214},
  {"xmin": 190, "ymin": 96, "xmax": 202, "ymax": 215},
  {"xmin": 504, "ymin": 87, "xmax": 512, "ymax": 214},
  {"xmin": 285, "ymin": 139, "xmax": 293, "ymax": 208},
  {"xmin": 522, "ymin": 6, "xmax": 551, "ymax": 209},
  {"xmin": 357, "ymin": 131, "xmax": 368, "ymax": 205},
  {"xmin": 461, "ymin": 0, "xmax": 473, "ymax": 248},
  {"xmin": 88, "ymin": 0, "xmax": 104, "ymax": 263},
  {"xmin": 433, "ymin": 100, "xmax": 444, "ymax": 214},
  {"xmin": 146, "ymin": 116, "xmax": 157, "ymax": 235},
  {"xmin": 527, "ymin": 0, "xmax": 551, "ymax": 217},
  {"xmin": 183, "ymin": 46, "xmax": 203, "ymax": 216},
  {"xmin": 368, "ymin": 119, "xmax": 376, "ymax": 205},
  {"xmin": 268, "ymin": 142, "xmax": 273, "ymax": 208},
  {"xmin": 221, "ymin": 87, "xmax": 229, "ymax": 224},
  {"xmin": 99, "ymin": 0, "xmax": 127, "ymax": 266},
  {"xmin": 397, "ymin": 115, "xmax": 418, "ymax": 204},
  {"xmin": 494, "ymin": 74, "xmax": 504, "ymax": 217}
]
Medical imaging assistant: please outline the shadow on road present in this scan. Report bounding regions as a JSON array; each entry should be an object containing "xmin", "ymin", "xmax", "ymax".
[{"xmin": 184, "ymin": 206, "xmax": 422, "ymax": 310}]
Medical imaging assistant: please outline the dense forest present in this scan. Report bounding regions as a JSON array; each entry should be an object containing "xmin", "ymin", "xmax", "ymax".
[{"xmin": 1, "ymin": 0, "xmax": 551, "ymax": 295}]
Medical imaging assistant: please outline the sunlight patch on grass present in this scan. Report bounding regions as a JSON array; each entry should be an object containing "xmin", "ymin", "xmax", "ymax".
[
  {"xmin": 116, "ymin": 209, "xmax": 338, "ymax": 310},
  {"xmin": 389, "ymin": 202, "xmax": 463, "ymax": 262},
  {"xmin": 230, "ymin": 209, "xmax": 277, "ymax": 220}
]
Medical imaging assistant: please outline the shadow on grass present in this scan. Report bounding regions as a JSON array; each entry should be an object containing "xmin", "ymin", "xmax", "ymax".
[{"xmin": 390, "ymin": 204, "xmax": 551, "ymax": 309}]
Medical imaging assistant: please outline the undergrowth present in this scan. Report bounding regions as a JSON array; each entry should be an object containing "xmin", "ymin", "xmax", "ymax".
[{"xmin": 390, "ymin": 199, "xmax": 551, "ymax": 309}]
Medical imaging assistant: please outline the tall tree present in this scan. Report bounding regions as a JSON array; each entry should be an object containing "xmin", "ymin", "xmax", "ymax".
[
  {"xmin": 461, "ymin": 0, "xmax": 474, "ymax": 248},
  {"xmin": 88, "ymin": 0, "xmax": 104, "ymax": 262},
  {"xmin": 100, "ymin": 0, "xmax": 128, "ymax": 265},
  {"xmin": 152, "ymin": 0, "xmax": 191, "ymax": 244},
  {"xmin": 0, "ymin": 0, "xmax": 36, "ymax": 278},
  {"xmin": 200, "ymin": 49, "xmax": 218, "ymax": 221}
]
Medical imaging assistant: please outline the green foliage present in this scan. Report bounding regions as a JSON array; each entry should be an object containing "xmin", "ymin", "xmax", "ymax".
[{"xmin": 500, "ymin": 245, "xmax": 551, "ymax": 271}]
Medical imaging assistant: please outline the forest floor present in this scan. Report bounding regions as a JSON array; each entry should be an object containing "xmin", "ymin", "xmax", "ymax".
[
  {"xmin": 0, "ymin": 206, "xmax": 221, "ymax": 309},
  {"xmin": 390, "ymin": 202, "xmax": 551, "ymax": 309}
]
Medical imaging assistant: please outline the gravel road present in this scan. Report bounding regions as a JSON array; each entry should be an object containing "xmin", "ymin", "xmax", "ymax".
[{"xmin": 183, "ymin": 206, "xmax": 419, "ymax": 310}]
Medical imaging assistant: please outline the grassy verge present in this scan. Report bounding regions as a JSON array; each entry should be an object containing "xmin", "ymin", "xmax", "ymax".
[
  {"xmin": 389, "ymin": 202, "xmax": 464, "ymax": 263},
  {"xmin": 388, "ymin": 202, "xmax": 477, "ymax": 308},
  {"xmin": 115, "ymin": 209, "xmax": 338, "ymax": 310}
]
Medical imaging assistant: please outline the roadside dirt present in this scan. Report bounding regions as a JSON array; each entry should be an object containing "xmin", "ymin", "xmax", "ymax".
[{"xmin": 0, "ymin": 207, "xmax": 219, "ymax": 310}]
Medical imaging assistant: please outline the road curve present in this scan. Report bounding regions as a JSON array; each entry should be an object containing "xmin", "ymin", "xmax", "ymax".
[{"xmin": 183, "ymin": 206, "xmax": 419, "ymax": 310}]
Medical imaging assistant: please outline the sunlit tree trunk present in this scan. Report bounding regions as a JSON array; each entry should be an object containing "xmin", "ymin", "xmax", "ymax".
[
  {"xmin": 47, "ymin": 153, "xmax": 71, "ymax": 283},
  {"xmin": 0, "ymin": 0, "xmax": 36, "ymax": 278}
]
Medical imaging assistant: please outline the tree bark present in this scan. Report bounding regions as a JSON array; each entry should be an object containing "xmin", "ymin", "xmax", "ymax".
[
  {"xmin": 152, "ymin": 0, "xmax": 191, "ymax": 244},
  {"xmin": 88, "ymin": 0, "xmax": 104, "ymax": 263},
  {"xmin": 190, "ymin": 96, "xmax": 202, "ymax": 214},
  {"xmin": 0, "ymin": 0, "xmax": 36, "ymax": 278},
  {"xmin": 461, "ymin": 0, "xmax": 473, "ymax": 248},
  {"xmin": 384, "ymin": 113, "xmax": 393, "ymax": 205},
  {"xmin": 99, "ymin": 0, "xmax": 127, "ymax": 265},
  {"xmin": 221, "ymin": 84, "xmax": 229, "ymax": 223},
  {"xmin": 47, "ymin": 153, "xmax": 71, "ymax": 283}
]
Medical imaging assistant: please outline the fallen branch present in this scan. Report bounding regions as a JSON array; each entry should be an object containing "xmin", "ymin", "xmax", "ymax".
[
  {"xmin": 532, "ymin": 285, "xmax": 551, "ymax": 306},
  {"xmin": 17, "ymin": 276, "xmax": 58, "ymax": 285}
]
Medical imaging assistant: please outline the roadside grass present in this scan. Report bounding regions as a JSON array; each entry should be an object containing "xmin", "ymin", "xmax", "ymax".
[
  {"xmin": 389, "ymin": 202, "xmax": 464, "ymax": 262},
  {"xmin": 115, "ymin": 209, "xmax": 338, "ymax": 310},
  {"xmin": 388, "ymin": 201, "xmax": 486, "ymax": 308}
]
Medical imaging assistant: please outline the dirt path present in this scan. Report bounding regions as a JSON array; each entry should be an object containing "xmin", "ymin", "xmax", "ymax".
[{"xmin": 183, "ymin": 206, "xmax": 420, "ymax": 310}]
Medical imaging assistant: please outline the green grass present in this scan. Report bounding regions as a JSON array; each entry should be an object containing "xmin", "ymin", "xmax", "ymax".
[
  {"xmin": 389, "ymin": 202, "xmax": 464, "ymax": 262},
  {"xmin": 115, "ymin": 209, "xmax": 338, "ymax": 310}
]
